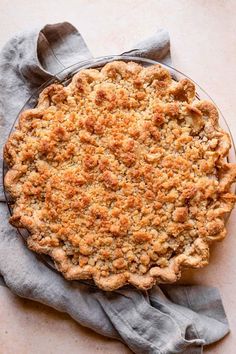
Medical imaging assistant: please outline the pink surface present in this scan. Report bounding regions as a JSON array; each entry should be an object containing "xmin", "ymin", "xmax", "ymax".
[{"xmin": 0, "ymin": 0, "xmax": 236, "ymax": 353}]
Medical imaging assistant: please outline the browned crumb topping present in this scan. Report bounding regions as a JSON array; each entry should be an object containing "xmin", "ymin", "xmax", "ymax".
[{"xmin": 4, "ymin": 61, "xmax": 236, "ymax": 290}]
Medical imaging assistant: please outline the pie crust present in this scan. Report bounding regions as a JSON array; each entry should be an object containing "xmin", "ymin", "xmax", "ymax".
[{"xmin": 4, "ymin": 61, "xmax": 236, "ymax": 291}]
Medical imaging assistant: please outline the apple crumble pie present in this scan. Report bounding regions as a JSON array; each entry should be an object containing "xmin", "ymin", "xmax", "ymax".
[{"xmin": 4, "ymin": 61, "xmax": 236, "ymax": 290}]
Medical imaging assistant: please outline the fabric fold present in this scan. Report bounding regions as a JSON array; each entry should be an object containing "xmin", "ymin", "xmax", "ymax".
[
  {"xmin": 0, "ymin": 21, "xmax": 229, "ymax": 354},
  {"xmin": 122, "ymin": 28, "xmax": 171, "ymax": 65}
]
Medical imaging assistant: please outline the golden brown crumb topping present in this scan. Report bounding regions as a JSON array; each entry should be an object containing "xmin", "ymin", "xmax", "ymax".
[{"xmin": 4, "ymin": 61, "xmax": 236, "ymax": 290}]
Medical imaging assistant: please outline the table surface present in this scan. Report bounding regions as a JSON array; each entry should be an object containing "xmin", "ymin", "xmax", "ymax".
[{"xmin": 1, "ymin": 0, "xmax": 236, "ymax": 353}]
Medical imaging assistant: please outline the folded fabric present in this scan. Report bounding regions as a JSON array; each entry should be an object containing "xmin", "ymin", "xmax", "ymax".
[{"xmin": 0, "ymin": 22, "xmax": 229, "ymax": 354}]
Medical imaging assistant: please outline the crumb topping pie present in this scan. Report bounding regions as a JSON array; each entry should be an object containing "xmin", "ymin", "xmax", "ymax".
[{"xmin": 4, "ymin": 61, "xmax": 236, "ymax": 290}]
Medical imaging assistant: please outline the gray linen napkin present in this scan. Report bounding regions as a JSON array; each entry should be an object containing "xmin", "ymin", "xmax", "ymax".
[{"xmin": 0, "ymin": 22, "xmax": 229, "ymax": 354}]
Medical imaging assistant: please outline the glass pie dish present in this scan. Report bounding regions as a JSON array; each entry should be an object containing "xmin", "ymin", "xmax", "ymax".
[{"xmin": 3, "ymin": 55, "xmax": 236, "ymax": 281}]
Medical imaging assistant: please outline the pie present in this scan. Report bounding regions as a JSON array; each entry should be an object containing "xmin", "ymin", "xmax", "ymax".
[{"xmin": 4, "ymin": 60, "xmax": 236, "ymax": 291}]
